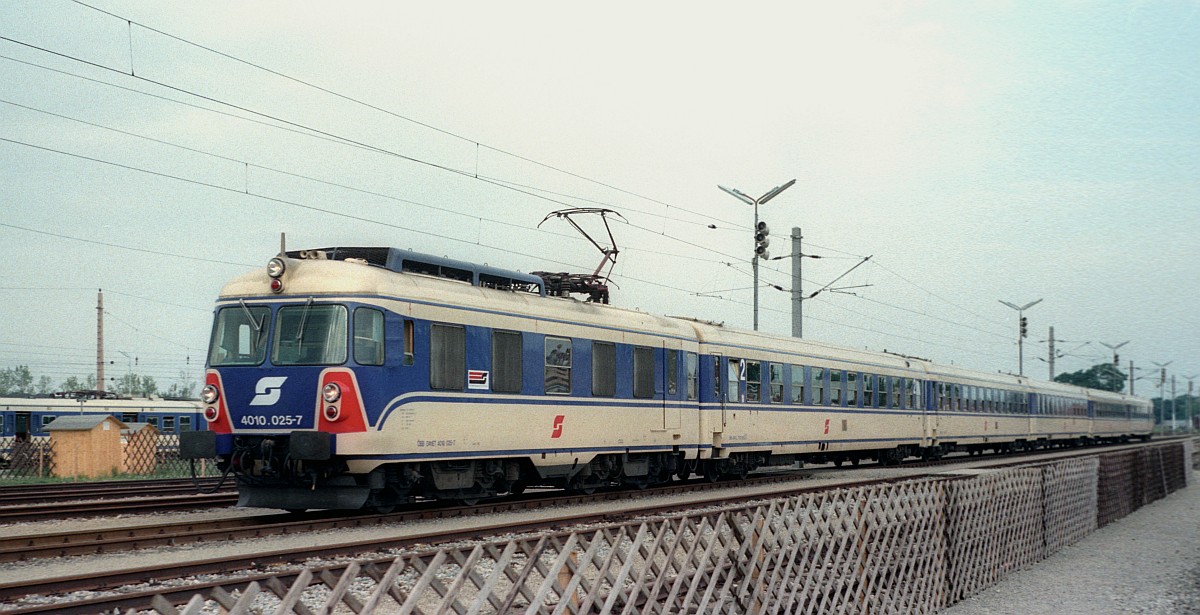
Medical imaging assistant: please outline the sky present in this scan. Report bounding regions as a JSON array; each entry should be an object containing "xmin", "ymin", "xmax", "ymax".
[{"xmin": 1, "ymin": 1, "xmax": 1197, "ymax": 399}]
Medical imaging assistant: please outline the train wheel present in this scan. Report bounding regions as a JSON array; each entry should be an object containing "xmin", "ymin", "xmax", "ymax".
[
  {"xmin": 702, "ymin": 461, "xmax": 720, "ymax": 483},
  {"xmin": 677, "ymin": 458, "xmax": 697, "ymax": 481}
]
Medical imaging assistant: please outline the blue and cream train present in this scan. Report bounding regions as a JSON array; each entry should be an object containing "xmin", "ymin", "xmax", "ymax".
[{"xmin": 181, "ymin": 247, "xmax": 1153, "ymax": 511}]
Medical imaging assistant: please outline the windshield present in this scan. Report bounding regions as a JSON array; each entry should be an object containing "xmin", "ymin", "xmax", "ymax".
[
  {"xmin": 272, "ymin": 304, "xmax": 348, "ymax": 366},
  {"xmin": 208, "ymin": 305, "xmax": 270, "ymax": 366}
]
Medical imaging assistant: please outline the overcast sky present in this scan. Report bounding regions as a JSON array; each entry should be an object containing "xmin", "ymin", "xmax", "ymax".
[{"xmin": 1, "ymin": 1, "xmax": 1197, "ymax": 397}]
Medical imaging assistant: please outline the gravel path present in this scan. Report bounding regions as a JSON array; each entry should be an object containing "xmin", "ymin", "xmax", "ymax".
[{"xmin": 944, "ymin": 470, "xmax": 1199, "ymax": 615}]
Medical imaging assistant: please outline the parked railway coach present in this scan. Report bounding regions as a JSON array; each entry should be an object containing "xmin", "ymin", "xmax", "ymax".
[
  {"xmin": 180, "ymin": 247, "xmax": 1153, "ymax": 511},
  {"xmin": 1, "ymin": 394, "xmax": 204, "ymax": 439}
]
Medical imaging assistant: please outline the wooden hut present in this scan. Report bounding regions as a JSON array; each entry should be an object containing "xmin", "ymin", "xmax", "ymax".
[{"xmin": 45, "ymin": 415, "xmax": 126, "ymax": 478}]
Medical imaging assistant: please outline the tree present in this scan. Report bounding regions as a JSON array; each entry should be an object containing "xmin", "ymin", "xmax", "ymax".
[
  {"xmin": 35, "ymin": 375, "xmax": 55, "ymax": 395},
  {"xmin": 0, "ymin": 365, "xmax": 34, "ymax": 395},
  {"xmin": 1053, "ymin": 363, "xmax": 1127, "ymax": 392}
]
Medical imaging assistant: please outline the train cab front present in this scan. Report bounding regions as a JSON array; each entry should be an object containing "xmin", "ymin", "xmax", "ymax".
[{"xmin": 181, "ymin": 256, "xmax": 383, "ymax": 511}]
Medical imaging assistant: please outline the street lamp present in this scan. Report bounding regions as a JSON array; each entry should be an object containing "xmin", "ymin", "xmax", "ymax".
[
  {"xmin": 999, "ymin": 298, "xmax": 1043, "ymax": 377},
  {"xmin": 718, "ymin": 179, "xmax": 796, "ymax": 331}
]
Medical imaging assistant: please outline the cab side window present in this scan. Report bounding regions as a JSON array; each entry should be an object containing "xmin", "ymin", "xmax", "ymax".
[{"xmin": 353, "ymin": 308, "xmax": 385, "ymax": 366}]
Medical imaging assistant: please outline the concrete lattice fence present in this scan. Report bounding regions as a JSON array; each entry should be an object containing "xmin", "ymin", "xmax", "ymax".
[{"xmin": 145, "ymin": 442, "xmax": 1190, "ymax": 615}]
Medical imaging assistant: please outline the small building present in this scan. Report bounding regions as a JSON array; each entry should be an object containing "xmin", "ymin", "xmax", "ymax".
[{"xmin": 45, "ymin": 415, "xmax": 127, "ymax": 478}]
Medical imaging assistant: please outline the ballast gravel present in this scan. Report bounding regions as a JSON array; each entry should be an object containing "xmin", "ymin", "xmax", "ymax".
[{"xmin": 944, "ymin": 469, "xmax": 1200, "ymax": 615}]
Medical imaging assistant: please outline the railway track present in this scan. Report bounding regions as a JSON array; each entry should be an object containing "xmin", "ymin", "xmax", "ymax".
[
  {"xmin": 0, "ymin": 478, "xmax": 237, "ymax": 523},
  {"xmin": 0, "ymin": 438, "xmax": 1183, "ymax": 614}
]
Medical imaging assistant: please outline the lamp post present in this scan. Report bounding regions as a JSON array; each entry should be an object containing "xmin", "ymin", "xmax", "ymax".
[
  {"xmin": 718, "ymin": 179, "xmax": 796, "ymax": 331},
  {"xmin": 999, "ymin": 298, "xmax": 1042, "ymax": 377}
]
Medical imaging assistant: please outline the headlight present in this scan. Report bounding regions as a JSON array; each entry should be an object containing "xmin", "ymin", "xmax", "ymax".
[
  {"xmin": 204, "ymin": 406, "xmax": 220, "ymax": 422},
  {"xmin": 267, "ymin": 257, "xmax": 286, "ymax": 278},
  {"xmin": 322, "ymin": 382, "xmax": 341, "ymax": 403},
  {"xmin": 201, "ymin": 384, "xmax": 220, "ymax": 404}
]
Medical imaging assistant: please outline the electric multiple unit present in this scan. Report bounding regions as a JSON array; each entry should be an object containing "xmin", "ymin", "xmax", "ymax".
[{"xmin": 180, "ymin": 247, "xmax": 1153, "ymax": 511}]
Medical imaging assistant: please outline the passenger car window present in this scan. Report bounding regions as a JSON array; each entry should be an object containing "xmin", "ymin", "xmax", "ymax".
[
  {"xmin": 492, "ymin": 330, "xmax": 522, "ymax": 393},
  {"xmin": 593, "ymin": 341, "xmax": 616, "ymax": 397},
  {"xmin": 430, "ymin": 323, "xmax": 465, "ymax": 390},
  {"xmin": 544, "ymin": 337, "xmax": 572, "ymax": 395}
]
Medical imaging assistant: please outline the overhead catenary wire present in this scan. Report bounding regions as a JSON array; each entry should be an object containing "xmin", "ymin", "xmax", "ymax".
[
  {"xmin": 3, "ymin": 29, "xmax": 1019, "ymax": 346},
  {"xmin": 0, "ymin": 11, "xmax": 1064, "ymax": 373}
]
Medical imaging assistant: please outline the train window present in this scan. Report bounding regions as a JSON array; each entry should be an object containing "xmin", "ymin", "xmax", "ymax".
[
  {"xmin": 876, "ymin": 376, "xmax": 888, "ymax": 408},
  {"xmin": 769, "ymin": 364, "xmax": 783, "ymax": 403},
  {"xmin": 846, "ymin": 372, "xmax": 858, "ymax": 406},
  {"xmin": 147, "ymin": 416, "xmax": 158, "ymax": 427},
  {"xmin": 403, "ymin": 320, "xmax": 415, "ymax": 366},
  {"xmin": 633, "ymin": 347, "xmax": 655, "ymax": 399},
  {"xmin": 790, "ymin": 365, "xmax": 805, "ymax": 404},
  {"xmin": 179, "ymin": 416, "xmax": 192, "ymax": 431},
  {"xmin": 727, "ymin": 359, "xmax": 742, "ymax": 403},
  {"xmin": 544, "ymin": 337, "xmax": 572, "ymax": 395},
  {"xmin": 686, "ymin": 352, "xmax": 698, "ymax": 401},
  {"xmin": 430, "ymin": 324, "xmax": 466, "ymax": 390},
  {"xmin": 667, "ymin": 350, "xmax": 679, "ymax": 397},
  {"xmin": 891, "ymin": 377, "xmax": 902, "ymax": 409},
  {"xmin": 829, "ymin": 370, "xmax": 842, "ymax": 406},
  {"xmin": 122, "ymin": 412, "xmax": 138, "ymax": 423},
  {"xmin": 712, "ymin": 357, "xmax": 721, "ymax": 400},
  {"xmin": 41, "ymin": 415, "xmax": 56, "ymax": 428},
  {"xmin": 163, "ymin": 416, "xmax": 175, "ymax": 433},
  {"xmin": 209, "ymin": 305, "xmax": 270, "ymax": 366},
  {"xmin": 273, "ymin": 304, "xmax": 348, "ymax": 366},
  {"xmin": 812, "ymin": 368, "xmax": 825, "ymax": 405},
  {"xmin": 492, "ymin": 331, "xmax": 523, "ymax": 393},
  {"xmin": 353, "ymin": 308, "xmax": 386, "ymax": 366},
  {"xmin": 909, "ymin": 380, "xmax": 919, "ymax": 409},
  {"xmin": 864, "ymin": 375, "xmax": 875, "ymax": 407},
  {"xmin": 592, "ymin": 342, "xmax": 616, "ymax": 397},
  {"xmin": 746, "ymin": 361, "xmax": 761, "ymax": 402}
]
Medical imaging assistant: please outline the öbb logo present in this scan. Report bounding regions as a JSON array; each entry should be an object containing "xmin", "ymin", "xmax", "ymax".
[
  {"xmin": 249, "ymin": 376, "xmax": 288, "ymax": 406},
  {"xmin": 550, "ymin": 415, "xmax": 565, "ymax": 438}
]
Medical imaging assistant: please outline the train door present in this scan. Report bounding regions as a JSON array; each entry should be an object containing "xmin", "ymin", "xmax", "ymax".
[
  {"xmin": 924, "ymin": 381, "xmax": 939, "ymax": 447},
  {"xmin": 713, "ymin": 353, "xmax": 727, "ymax": 429},
  {"xmin": 662, "ymin": 344, "xmax": 680, "ymax": 430},
  {"xmin": 14, "ymin": 412, "xmax": 30, "ymax": 440}
]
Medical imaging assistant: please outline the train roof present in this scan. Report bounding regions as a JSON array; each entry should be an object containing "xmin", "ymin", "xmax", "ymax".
[
  {"xmin": 0, "ymin": 397, "xmax": 202, "ymax": 410},
  {"xmin": 284, "ymin": 247, "xmax": 545, "ymax": 295},
  {"xmin": 221, "ymin": 248, "xmax": 1149, "ymax": 403},
  {"xmin": 220, "ymin": 254, "xmax": 699, "ymax": 345}
]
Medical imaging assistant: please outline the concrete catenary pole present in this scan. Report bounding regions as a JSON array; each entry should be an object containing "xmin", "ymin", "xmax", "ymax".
[
  {"xmin": 792, "ymin": 227, "xmax": 802, "ymax": 338},
  {"xmin": 96, "ymin": 289, "xmax": 104, "ymax": 392},
  {"xmin": 1048, "ymin": 326, "xmax": 1055, "ymax": 380}
]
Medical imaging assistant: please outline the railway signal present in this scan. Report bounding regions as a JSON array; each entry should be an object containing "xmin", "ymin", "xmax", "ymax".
[
  {"xmin": 754, "ymin": 221, "xmax": 770, "ymax": 259},
  {"xmin": 718, "ymin": 178, "xmax": 797, "ymax": 331},
  {"xmin": 999, "ymin": 298, "xmax": 1043, "ymax": 377}
]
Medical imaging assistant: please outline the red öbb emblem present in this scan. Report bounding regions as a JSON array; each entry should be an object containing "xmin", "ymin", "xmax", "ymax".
[{"xmin": 551, "ymin": 415, "xmax": 565, "ymax": 438}]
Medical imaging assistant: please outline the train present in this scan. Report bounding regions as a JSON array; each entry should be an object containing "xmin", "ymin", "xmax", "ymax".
[
  {"xmin": 0, "ymin": 393, "xmax": 205, "ymax": 439},
  {"xmin": 180, "ymin": 246, "xmax": 1153, "ymax": 511}
]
